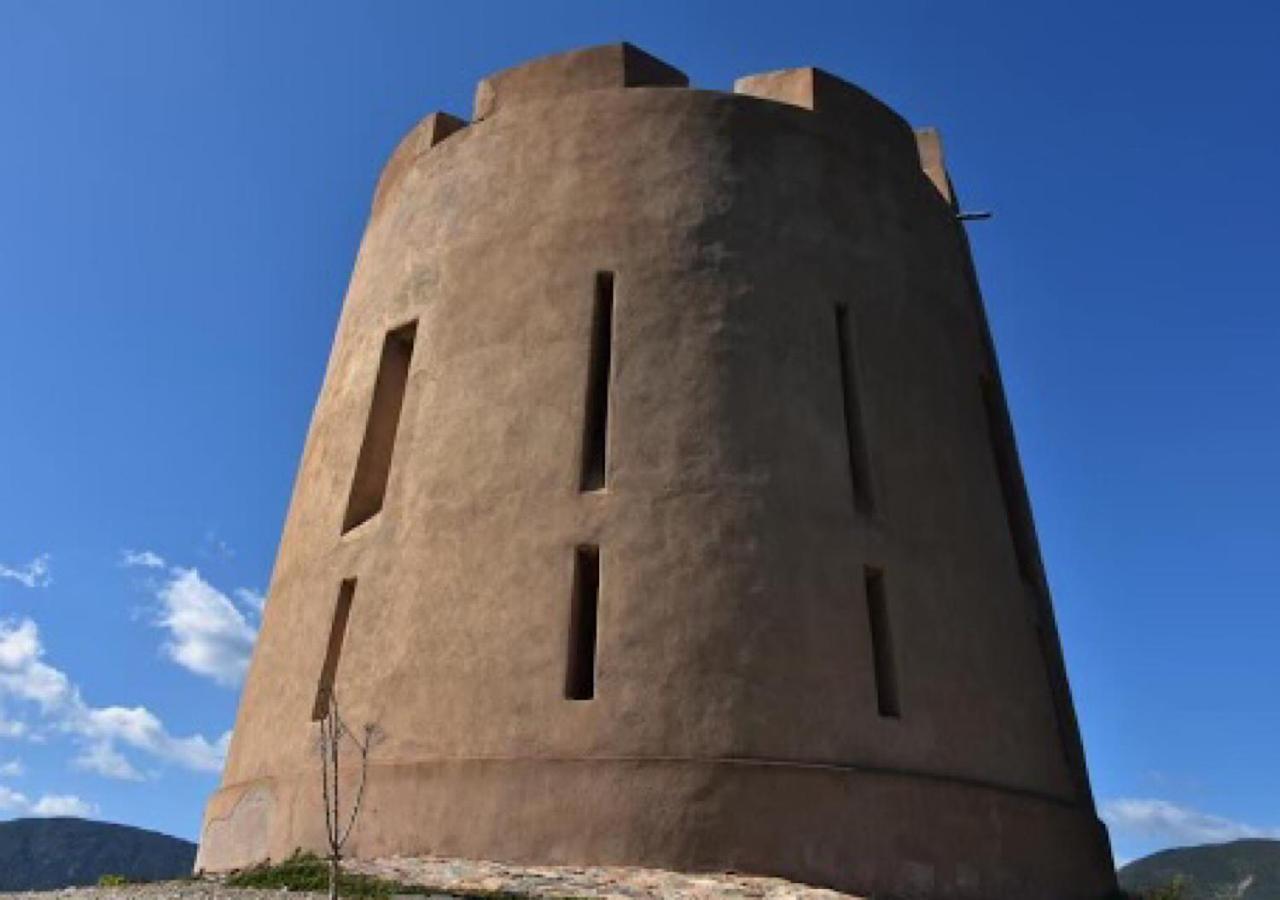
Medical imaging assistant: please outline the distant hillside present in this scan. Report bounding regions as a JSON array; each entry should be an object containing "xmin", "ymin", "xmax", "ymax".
[
  {"xmin": 1120, "ymin": 839, "xmax": 1280, "ymax": 899},
  {"xmin": 0, "ymin": 817, "xmax": 195, "ymax": 890}
]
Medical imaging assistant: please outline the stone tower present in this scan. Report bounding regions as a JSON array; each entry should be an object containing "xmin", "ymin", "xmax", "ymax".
[{"xmin": 198, "ymin": 44, "xmax": 1116, "ymax": 900}]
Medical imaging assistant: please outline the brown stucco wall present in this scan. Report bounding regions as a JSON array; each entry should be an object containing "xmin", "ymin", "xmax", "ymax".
[{"xmin": 197, "ymin": 44, "xmax": 1116, "ymax": 900}]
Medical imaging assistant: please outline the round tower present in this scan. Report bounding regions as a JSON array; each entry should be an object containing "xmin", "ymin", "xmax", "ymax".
[{"xmin": 198, "ymin": 44, "xmax": 1116, "ymax": 899}]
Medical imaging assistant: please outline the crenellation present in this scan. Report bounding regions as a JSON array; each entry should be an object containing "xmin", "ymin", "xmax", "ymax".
[
  {"xmin": 473, "ymin": 42, "xmax": 687, "ymax": 121},
  {"xmin": 734, "ymin": 66, "xmax": 918, "ymax": 163},
  {"xmin": 372, "ymin": 111, "xmax": 467, "ymax": 218},
  {"xmin": 915, "ymin": 127, "xmax": 956, "ymax": 207}
]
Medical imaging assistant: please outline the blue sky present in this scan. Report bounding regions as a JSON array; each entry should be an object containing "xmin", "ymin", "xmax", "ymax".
[{"xmin": 0, "ymin": 0, "xmax": 1276, "ymax": 869}]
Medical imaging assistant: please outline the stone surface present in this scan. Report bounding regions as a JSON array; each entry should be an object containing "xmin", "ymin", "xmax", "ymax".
[
  {"xmin": 198, "ymin": 42, "xmax": 1117, "ymax": 900},
  {"xmin": 473, "ymin": 43, "xmax": 687, "ymax": 120},
  {"xmin": 733, "ymin": 66, "xmax": 919, "ymax": 162},
  {"xmin": 371, "ymin": 113, "xmax": 467, "ymax": 219},
  {"xmin": 0, "ymin": 857, "xmax": 862, "ymax": 900},
  {"xmin": 913, "ymin": 127, "xmax": 955, "ymax": 207},
  {"xmin": 353, "ymin": 855, "xmax": 860, "ymax": 899},
  {"xmin": 0, "ymin": 886, "xmax": 324, "ymax": 900}
]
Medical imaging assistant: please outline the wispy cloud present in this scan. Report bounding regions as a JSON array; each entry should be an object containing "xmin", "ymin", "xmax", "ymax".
[
  {"xmin": 155, "ymin": 568, "xmax": 257, "ymax": 687},
  {"xmin": 120, "ymin": 550, "xmax": 165, "ymax": 570},
  {"xmin": 0, "ymin": 555, "xmax": 51, "ymax": 589},
  {"xmin": 0, "ymin": 783, "xmax": 96, "ymax": 817},
  {"xmin": 200, "ymin": 531, "xmax": 235, "ymax": 561},
  {"xmin": 72, "ymin": 742, "xmax": 143, "ymax": 781},
  {"xmin": 1102, "ymin": 798, "xmax": 1280, "ymax": 845},
  {"xmin": 0, "ymin": 617, "xmax": 229, "ymax": 781},
  {"xmin": 234, "ymin": 588, "xmax": 265, "ymax": 615},
  {"xmin": 30, "ymin": 794, "xmax": 96, "ymax": 816},
  {"xmin": 0, "ymin": 759, "xmax": 24, "ymax": 777}
]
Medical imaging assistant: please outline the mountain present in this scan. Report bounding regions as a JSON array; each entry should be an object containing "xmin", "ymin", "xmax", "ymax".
[
  {"xmin": 0, "ymin": 817, "xmax": 196, "ymax": 890},
  {"xmin": 1120, "ymin": 839, "xmax": 1280, "ymax": 899}
]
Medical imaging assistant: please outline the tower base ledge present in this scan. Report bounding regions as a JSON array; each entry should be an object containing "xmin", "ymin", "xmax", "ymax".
[{"xmin": 197, "ymin": 756, "xmax": 1116, "ymax": 900}]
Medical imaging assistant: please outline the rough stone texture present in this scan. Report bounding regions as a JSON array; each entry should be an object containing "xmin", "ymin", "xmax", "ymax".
[
  {"xmin": 352, "ymin": 856, "xmax": 859, "ymax": 899},
  {"xmin": 198, "ymin": 43, "xmax": 1117, "ymax": 900},
  {"xmin": 372, "ymin": 113, "xmax": 467, "ymax": 219},
  {"xmin": 0, "ymin": 888, "xmax": 322, "ymax": 900},
  {"xmin": 474, "ymin": 43, "xmax": 687, "ymax": 121},
  {"xmin": 913, "ymin": 128, "xmax": 955, "ymax": 207},
  {"xmin": 0, "ymin": 858, "xmax": 861, "ymax": 900}
]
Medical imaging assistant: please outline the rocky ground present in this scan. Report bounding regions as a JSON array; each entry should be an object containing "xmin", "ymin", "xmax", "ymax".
[
  {"xmin": 0, "ymin": 887, "xmax": 315, "ymax": 900},
  {"xmin": 0, "ymin": 857, "xmax": 860, "ymax": 900},
  {"xmin": 353, "ymin": 856, "xmax": 858, "ymax": 899}
]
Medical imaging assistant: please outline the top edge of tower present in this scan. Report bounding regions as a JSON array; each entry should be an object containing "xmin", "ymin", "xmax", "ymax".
[
  {"xmin": 473, "ymin": 43, "xmax": 689, "ymax": 121},
  {"xmin": 469, "ymin": 44, "xmax": 915, "ymax": 145},
  {"xmin": 370, "ymin": 44, "xmax": 957, "ymax": 218},
  {"xmin": 732, "ymin": 65, "xmax": 918, "ymax": 163},
  {"xmin": 913, "ymin": 126, "xmax": 957, "ymax": 208}
]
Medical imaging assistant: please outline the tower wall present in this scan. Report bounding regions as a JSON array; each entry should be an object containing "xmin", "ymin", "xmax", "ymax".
[{"xmin": 198, "ymin": 45, "xmax": 1115, "ymax": 899}]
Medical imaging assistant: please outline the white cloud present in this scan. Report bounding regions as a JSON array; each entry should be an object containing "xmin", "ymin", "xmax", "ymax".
[
  {"xmin": 155, "ymin": 569, "xmax": 257, "ymax": 687},
  {"xmin": 0, "ymin": 620, "xmax": 75, "ymax": 712},
  {"xmin": 0, "ymin": 759, "xmax": 24, "ymax": 777},
  {"xmin": 1102, "ymin": 798, "xmax": 1280, "ymax": 845},
  {"xmin": 234, "ymin": 588, "xmax": 265, "ymax": 615},
  {"xmin": 0, "ymin": 555, "xmax": 51, "ymax": 589},
  {"xmin": 0, "ymin": 784, "xmax": 28, "ymax": 811},
  {"xmin": 120, "ymin": 550, "xmax": 165, "ymax": 570},
  {"xmin": 0, "ymin": 784, "xmax": 96, "ymax": 818},
  {"xmin": 0, "ymin": 620, "xmax": 42, "ymax": 670},
  {"xmin": 0, "ymin": 617, "xmax": 228, "ymax": 781},
  {"xmin": 73, "ymin": 742, "xmax": 143, "ymax": 781},
  {"xmin": 78, "ymin": 705, "xmax": 227, "ymax": 773},
  {"xmin": 30, "ymin": 794, "xmax": 96, "ymax": 817}
]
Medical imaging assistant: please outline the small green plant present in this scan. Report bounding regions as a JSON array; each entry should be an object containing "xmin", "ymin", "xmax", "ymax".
[
  {"xmin": 1143, "ymin": 877, "xmax": 1190, "ymax": 900},
  {"xmin": 227, "ymin": 852, "xmax": 337, "ymax": 894},
  {"xmin": 96, "ymin": 874, "xmax": 128, "ymax": 887},
  {"xmin": 225, "ymin": 850, "xmax": 582, "ymax": 899}
]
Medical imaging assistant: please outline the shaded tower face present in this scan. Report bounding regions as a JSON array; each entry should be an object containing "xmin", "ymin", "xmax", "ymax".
[{"xmin": 198, "ymin": 44, "xmax": 1115, "ymax": 900}]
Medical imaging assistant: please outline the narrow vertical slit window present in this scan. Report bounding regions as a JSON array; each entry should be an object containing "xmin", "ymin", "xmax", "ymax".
[
  {"xmin": 834, "ymin": 305, "xmax": 875, "ymax": 514},
  {"xmin": 864, "ymin": 566, "xmax": 900, "ymax": 718},
  {"xmin": 579, "ymin": 273, "xmax": 615, "ymax": 492},
  {"xmin": 342, "ymin": 320, "xmax": 418, "ymax": 534},
  {"xmin": 565, "ymin": 545, "xmax": 600, "ymax": 700},
  {"xmin": 312, "ymin": 578, "xmax": 357, "ymax": 720},
  {"xmin": 979, "ymin": 377, "xmax": 1038, "ymax": 583}
]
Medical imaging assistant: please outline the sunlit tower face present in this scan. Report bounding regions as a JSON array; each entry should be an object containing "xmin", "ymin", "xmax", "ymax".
[{"xmin": 198, "ymin": 44, "xmax": 1115, "ymax": 900}]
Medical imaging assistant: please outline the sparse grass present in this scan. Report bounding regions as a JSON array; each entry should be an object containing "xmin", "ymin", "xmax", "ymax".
[
  {"xmin": 96, "ymin": 874, "xmax": 129, "ymax": 887},
  {"xmin": 224, "ymin": 850, "xmax": 582, "ymax": 900}
]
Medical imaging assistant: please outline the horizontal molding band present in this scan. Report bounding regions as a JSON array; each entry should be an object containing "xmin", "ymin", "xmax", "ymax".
[{"xmin": 221, "ymin": 753, "xmax": 1083, "ymax": 812}]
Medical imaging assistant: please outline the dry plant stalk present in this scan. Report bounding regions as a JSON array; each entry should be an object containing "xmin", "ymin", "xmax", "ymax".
[{"xmin": 317, "ymin": 690, "xmax": 378, "ymax": 900}]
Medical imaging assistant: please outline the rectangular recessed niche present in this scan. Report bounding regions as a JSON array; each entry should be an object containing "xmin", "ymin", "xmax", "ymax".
[
  {"xmin": 864, "ymin": 566, "xmax": 900, "ymax": 718},
  {"xmin": 579, "ymin": 273, "xmax": 615, "ymax": 492},
  {"xmin": 565, "ymin": 545, "xmax": 600, "ymax": 701},
  {"xmin": 312, "ymin": 578, "xmax": 356, "ymax": 721},
  {"xmin": 979, "ymin": 376, "xmax": 1039, "ymax": 583},
  {"xmin": 341, "ymin": 320, "xmax": 417, "ymax": 534},
  {"xmin": 834, "ymin": 305, "xmax": 875, "ymax": 514}
]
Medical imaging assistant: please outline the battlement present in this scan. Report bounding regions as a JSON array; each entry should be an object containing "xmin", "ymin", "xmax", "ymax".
[
  {"xmin": 914, "ymin": 126, "xmax": 956, "ymax": 207},
  {"xmin": 734, "ymin": 65, "xmax": 922, "ymax": 167},
  {"xmin": 372, "ymin": 112, "xmax": 467, "ymax": 218},
  {"xmin": 473, "ymin": 43, "xmax": 688, "ymax": 121},
  {"xmin": 373, "ymin": 44, "xmax": 955, "ymax": 218}
]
